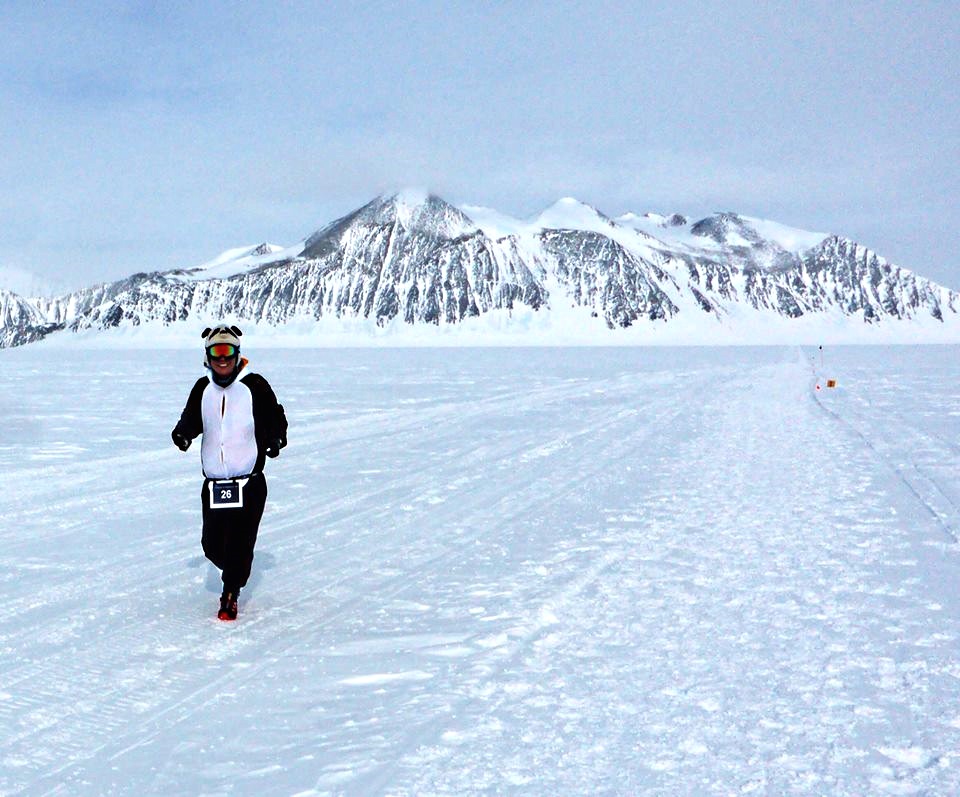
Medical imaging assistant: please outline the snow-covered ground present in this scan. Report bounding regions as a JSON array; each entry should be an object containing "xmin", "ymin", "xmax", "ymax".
[{"xmin": 3, "ymin": 345, "xmax": 960, "ymax": 795}]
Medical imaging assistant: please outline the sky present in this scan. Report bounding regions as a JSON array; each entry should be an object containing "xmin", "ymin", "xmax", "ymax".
[{"xmin": 1, "ymin": 1, "xmax": 958, "ymax": 293}]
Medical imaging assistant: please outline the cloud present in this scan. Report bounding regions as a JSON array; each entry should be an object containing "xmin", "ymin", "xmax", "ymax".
[{"xmin": 1, "ymin": 1, "xmax": 958, "ymax": 290}]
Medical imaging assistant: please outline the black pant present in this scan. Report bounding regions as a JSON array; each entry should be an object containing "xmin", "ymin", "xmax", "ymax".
[{"xmin": 201, "ymin": 473, "xmax": 268, "ymax": 594}]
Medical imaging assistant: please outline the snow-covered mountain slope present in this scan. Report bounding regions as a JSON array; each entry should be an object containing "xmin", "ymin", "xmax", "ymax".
[
  {"xmin": 2, "ymin": 192, "xmax": 957, "ymax": 347},
  {"xmin": 0, "ymin": 288, "xmax": 62, "ymax": 347},
  {"xmin": 3, "ymin": 346, "xmax": 960, "ymax": 794},
  {"xmin": 0, "ymin": 288, "xmax": 43, "ymax": 330},
  {"xmin": 167, "ymin": 242, "xmax": 289, "ymax": 282}
]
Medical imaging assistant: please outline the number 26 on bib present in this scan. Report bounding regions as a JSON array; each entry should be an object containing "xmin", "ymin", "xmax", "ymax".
[{"xmin": 208, "ymin": 478, "xmax": 247, "ymax": 509}]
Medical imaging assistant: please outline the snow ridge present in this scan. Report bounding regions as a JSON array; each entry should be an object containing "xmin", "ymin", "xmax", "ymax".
[{"xmin": 1, "ymin": 192, "xmax": 957, "ymax": 347}]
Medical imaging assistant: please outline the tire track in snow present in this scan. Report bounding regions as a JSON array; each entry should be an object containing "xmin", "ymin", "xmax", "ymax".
[
  {"xmin": 0, "ymin": 376, "xmax": 600, "ymax": 627},
  {"xmin": 382, "ymin": 357, "xmax": 960, "ymax": 795},
  {"xmin": 328, "ymin": 380, "xmax": 711, "ymax": 794},
  {"xmin": 810, "ymin": 367, "xmax": 960, "ymax": 545},
  {"xmin": 40, "ymin": 373, "xmax": 703, "ymax": 794},
  {"xmin": 352, "ymin": 546, "xmax": 627, "ymax": 796},
  {"xmin": 0, "ymin": 375, "xmax": 636, "ymax": 677},
  {"xmin": 5, "ymin": 369, "xmax": 703, "ymax": 795},
  {"xmin": 0, "ymin": 377, "xmax": 584, "ymax": 541}
]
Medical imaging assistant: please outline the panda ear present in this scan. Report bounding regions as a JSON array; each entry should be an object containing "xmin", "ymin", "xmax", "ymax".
[
  {"xmin": 201, "ymin": 327, "xmax": 212, "ymax": 338},
  {"xmin": 230, "ymin": 325, "xmax": 243, "ymax": 337}
]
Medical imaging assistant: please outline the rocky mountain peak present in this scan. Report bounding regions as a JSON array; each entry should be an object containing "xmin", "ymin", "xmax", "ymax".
[
  {"xmin": 638, "ymin": 212, "xmax": 689, "ymax": 228},
  {"xmin": 2, "ymin": 192, "xmax": 956, "ymax": 347},
  {"xmin": 690, "ymin": 212, "xmax": 764, "ymax": 246},
  {"xmin": 301, "ymin": 191, "xmax": 478, "ymax": 260}
]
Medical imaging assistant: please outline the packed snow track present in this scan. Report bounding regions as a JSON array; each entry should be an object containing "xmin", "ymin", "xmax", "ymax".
[{"xmin": 2, "ymin": 346, "xmax": 960, "ymax": 795}]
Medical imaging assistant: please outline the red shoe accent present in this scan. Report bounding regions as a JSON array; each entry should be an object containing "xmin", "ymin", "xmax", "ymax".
[{"xmin": 217, "ymin": 593, "xmax": 239, "ymax": 621}]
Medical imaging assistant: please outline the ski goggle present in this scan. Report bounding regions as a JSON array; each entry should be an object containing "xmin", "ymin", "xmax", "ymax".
[{"xmin": 207, "ymin": 343, "xmax": 238, "ymax": 359}]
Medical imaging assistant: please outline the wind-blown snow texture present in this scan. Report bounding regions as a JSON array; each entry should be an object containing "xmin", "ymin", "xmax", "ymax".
[
  {"xmin": 3, "ymin": 192, "xmax": 959, "ymax": 347},
  {"xmin": 3, "ymin": 345, "xmax": 960, "ymax": 795}
]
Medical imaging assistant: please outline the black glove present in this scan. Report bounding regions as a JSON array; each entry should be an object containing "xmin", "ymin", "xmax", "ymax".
[
  {"xmin": 171, "ymin": 429, "xmax": 191, "ymax": 452},
  {"xmin": 265, "ymin": 436, "xmax": 285, "ymax": 458}
]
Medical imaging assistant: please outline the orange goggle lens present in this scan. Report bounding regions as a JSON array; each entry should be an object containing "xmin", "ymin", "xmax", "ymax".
[{"xmin": 207, "ymin": 344, "xmax": 238, "ymax": 359}]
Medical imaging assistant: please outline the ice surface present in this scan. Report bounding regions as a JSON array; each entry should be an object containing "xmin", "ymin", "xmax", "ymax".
[{"xmin": 2, "ymin": 345, "xmax": 960, "ymax": 795}]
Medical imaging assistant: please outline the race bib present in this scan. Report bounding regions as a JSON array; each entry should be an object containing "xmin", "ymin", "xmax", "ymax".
[{"xmin": 208, "ymin": 478, "xmax": 247, "ymax": 509}]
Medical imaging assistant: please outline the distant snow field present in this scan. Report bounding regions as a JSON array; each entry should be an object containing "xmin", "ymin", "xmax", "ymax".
[{"xmin": 2, "ymin": 345, "xmax": 960, "ymax": 795}]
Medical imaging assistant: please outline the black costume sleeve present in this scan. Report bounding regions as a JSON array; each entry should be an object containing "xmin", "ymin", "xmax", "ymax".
[
  {"xmin": 173, "ymin": 377, "xmax": 208, "ymax": 441},
  {"xmin": 243, "ymin": 373, "xmax": 288, "ymax": 470}
]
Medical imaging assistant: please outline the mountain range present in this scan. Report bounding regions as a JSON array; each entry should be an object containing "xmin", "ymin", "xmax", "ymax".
[{"xmin": 1, "ymin": 191, "xmax": 957, "ymax": 347}]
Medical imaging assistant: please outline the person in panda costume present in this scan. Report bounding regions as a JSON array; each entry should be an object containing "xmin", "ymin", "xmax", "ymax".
[{"xmin": 171, "ymin": 325, "xmax": 288, "ymax": 621}]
